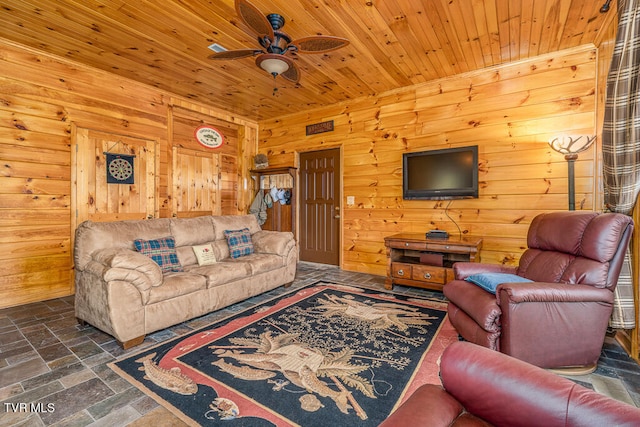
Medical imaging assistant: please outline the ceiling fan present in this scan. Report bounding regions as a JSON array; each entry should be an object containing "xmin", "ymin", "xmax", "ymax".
[{"xmin": 208, "ymin": 0, "xmax": 349, "ymax": 86}]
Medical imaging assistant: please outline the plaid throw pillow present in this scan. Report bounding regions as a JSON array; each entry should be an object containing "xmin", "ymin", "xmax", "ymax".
[
  {"xmin": 134, "ymin": 236, "xmax": 183, "ymax": 273},
  {"xmin": 224, "ymin": 228, "xmax": 254, "ymax": 259}
]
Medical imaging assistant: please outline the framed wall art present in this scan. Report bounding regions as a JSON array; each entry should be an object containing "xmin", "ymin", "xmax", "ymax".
[{"xmin": 106, "ymin": 153, "xmax": 135, "ymax": 184}]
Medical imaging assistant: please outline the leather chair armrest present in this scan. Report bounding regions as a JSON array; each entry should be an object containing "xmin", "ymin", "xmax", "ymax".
[
  {"xmin": 379, "ymin": 384, "xmax": 464, "ymax": 427},
  {"xmin": 453, "ymin": 262, "xmax": 517, "ymax": 280},
  {"xmin": 441, "ymin": 341, "xmax": 640, "ymax": 426},
  {"xmin": 440, "ymin": 341, "xmax": 579, "ymax": 425},
  {"xmin": 496, "ymin": 282, "xmax": 614, "ymax": 305},
  {"xmin": 497, "ymin": 283, "xmax": 615, "ymax": 367}
]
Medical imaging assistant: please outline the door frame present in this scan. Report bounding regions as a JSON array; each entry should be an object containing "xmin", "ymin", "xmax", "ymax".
[{"xmin": 296, "ymin": 146, "xmax": 343, "ymax": 267}]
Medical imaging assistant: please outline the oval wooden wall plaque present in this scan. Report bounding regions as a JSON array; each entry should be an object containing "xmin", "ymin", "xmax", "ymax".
[{"xmin": 194, "ymin": 125, "xmax": 225, "ymax": 149}]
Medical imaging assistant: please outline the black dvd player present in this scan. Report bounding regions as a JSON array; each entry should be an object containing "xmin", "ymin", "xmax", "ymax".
[{"xmin": 426, "ymin": 230, "xmax": 449, "ymax": 239}]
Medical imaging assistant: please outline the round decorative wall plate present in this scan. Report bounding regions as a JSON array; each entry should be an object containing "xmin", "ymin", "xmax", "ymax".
[{"xmin": 194, "ymin": 125, "xmax": 225, "ymax": 149}]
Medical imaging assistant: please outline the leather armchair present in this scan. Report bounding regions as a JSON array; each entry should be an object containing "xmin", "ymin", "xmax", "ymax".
[
  {"xmin": 443, "ymin": 211, "xmax": 633, "ymax": 371},
  {"xmin": 379, "ymin": 341, "xmax": 640, "ymax": 427}
]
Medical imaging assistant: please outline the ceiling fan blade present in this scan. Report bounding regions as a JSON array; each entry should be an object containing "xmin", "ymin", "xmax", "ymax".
[
  {"xmin": 208, "ymin": 49, "xmax": 263, "ymax": 60},
  {"xmin": 235, "ymin": 0, "xmax": 274, "ymax": 42},
  {"xmin": 291, "ymin": 36, "xmax": 350, "ymax": 54},
  {"xmin": 281, "ymin": 61, "xmax": 300, "ymax": 83}
]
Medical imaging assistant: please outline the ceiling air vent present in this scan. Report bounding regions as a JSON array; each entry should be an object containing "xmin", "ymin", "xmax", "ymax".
[{"xmin": 208, "ymin": 43, "xmax": 227, "ymax": 52}]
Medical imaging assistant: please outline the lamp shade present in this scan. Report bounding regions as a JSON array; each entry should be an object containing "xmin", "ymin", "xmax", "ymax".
[
  {"xmin": 548, "ymin": 135, "xmax": 596, "ymax": 155},
  {"xmin": 256, "ymin": 54, "xmax": 290, "ymax": 76}
]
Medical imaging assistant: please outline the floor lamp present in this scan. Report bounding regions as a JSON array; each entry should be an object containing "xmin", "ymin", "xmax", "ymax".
[{"xmin": 548, "ymin": 135, "xmax": 596, "ymax": 211}]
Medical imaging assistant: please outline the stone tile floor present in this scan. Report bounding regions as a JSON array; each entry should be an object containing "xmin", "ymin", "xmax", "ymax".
[{"xmin": 1, "ymin": 262, "xmax": 639, "ymax": 426}]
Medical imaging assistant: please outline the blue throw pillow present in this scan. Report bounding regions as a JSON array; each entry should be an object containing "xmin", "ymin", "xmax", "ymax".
[
  {"xmin": 465, "ymin": 273, "xmax": 532, "ymax": 294},
  {"xmin": 224, "ymin": 228, "xmax": 254, "ymax": 259},
  {"xmin": 134, "ymin": 236, "xmax": 183, "ymax": 273}
]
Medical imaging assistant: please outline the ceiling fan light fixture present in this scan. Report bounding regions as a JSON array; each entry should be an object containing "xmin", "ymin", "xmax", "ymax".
[
  {"xmin": 256, "ymin": 54, "xmax": 290, "ymax": 76},
  {"xmin": 213, "ymin": 0, "xmax": 348, "ymax": 88}
]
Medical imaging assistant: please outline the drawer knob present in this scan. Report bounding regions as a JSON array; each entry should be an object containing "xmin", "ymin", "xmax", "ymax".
[
  {"xmin": 398, "ymin": 269, "xmax": 404, "ymax": 276},
  {"xmin": 424, "ymin": 273, "xmax": 432, "ymax": 279},
  {"xmin": 405, "ymin": 243, "xmax": 409, "ymax": 247}
]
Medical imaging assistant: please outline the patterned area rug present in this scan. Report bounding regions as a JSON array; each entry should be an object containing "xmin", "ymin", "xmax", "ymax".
[{"xmin": 110, "ymin": 282, "xmax": 457, "ymax": 426}]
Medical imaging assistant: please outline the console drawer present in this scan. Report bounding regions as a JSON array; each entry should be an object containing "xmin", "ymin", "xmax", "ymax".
[
  {"xmin": 391, "ymin": 263, "xmax": 412, "ymax": 279},
  {"xmin": 388, "ymin": 240, "xmax": 428, "ymax": 251},
  {"xmin": 411, "ymin": 264, "xmax": 447, "ymax": 284}
]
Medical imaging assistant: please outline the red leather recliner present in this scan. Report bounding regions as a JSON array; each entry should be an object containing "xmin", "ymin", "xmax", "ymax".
[
  {"xmin": 443, "ymin": 211, "xmax": 633, "ymax": 371},
  {"xmin": 379, "ymin": 341, "xmax": 640, "ymax": 427}
]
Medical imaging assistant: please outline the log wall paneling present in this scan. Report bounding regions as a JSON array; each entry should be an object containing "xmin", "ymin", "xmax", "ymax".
[
  {"xmin": 259, "ymin": 46, "xmax": 602, "ymax": 277},
  {"xmin": 220, "ymin": 154, "xmax": 239, "ymax": 215},
  {"xmin": 0, "ymin": 40, "xmax": 258, "ymax": 309}
]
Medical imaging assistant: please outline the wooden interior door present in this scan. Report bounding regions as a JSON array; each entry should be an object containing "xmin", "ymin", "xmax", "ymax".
[
  {"xmin": 173, "ymin": 147, "xmax": 220, "ymax": 217},
  {"xmin": 172, "ymin": 149, "xmax": 238, "ymax": 217},
  {"xmin": 299, "ymin": 149, "xmax": 340, "ymax": 265},
  {"xmin": 73, "ymin": 127, "xmax": 157, "ymax": 227}
]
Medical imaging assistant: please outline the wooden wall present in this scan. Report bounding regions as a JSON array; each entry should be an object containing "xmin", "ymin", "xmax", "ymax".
[
  {"xmin": 0, "ymin": 40, "xmax": 258, "ymax": 309},
  {"xmin": 0, "ymin": 36, "xmax": 616, "ymax": 308},
  {"xmin": 259, "ymin": 45, "xmax": 601, "ymax": 276}
]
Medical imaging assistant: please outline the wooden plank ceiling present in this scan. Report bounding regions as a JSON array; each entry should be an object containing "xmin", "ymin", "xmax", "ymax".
[{"xmin": 0, "ymin": 0, "xmax": 616, "ymax": 121}]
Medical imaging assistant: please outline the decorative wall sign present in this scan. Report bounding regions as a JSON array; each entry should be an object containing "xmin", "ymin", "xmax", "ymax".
[
  {"xmin": 106, "ymin": 153, "xmax": 135, "ymax": 184},
  {"xmin": 306, "ymin": 120, "xmax": 334, "ymax": 136},
  {"xmin": 194, "ymin": 125, "xmax": 225, "ymax": 149}
]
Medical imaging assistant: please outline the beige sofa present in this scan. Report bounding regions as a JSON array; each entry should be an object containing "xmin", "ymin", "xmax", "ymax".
[{"xmin": 74, "ymin": 215, "xmax": 297, "ymax": 348}]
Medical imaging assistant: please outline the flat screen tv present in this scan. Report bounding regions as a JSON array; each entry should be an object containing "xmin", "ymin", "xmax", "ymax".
[{"xmin": 403, "ymin": 146, "xmax": 478, "ymax": 200}]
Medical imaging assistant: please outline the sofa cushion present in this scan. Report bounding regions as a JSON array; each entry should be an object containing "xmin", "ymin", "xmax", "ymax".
[
  {"xmin": 224, "ymin": 228, "xmax": 255, "ymax": 258},
  {"xmin": 134, "ymin": 237, "xmax": 184, "ymax": 273},
  {"xmin": 243, "ymin": 253, "xmax": 284, "ymax": 275},
  {"xmin": 147, "ymin": 273, "xmax": 207, "ymax": 304},
  {"xmin": 176, "ymin": 245, "xmax": 198, "ymax": 267},
  {"xmin": 170, "ymin": 216, "xmax": 215, "ymax": 247},
  {"xmin": 212, "ymin": 215, "xmax": 261, "ymax": 240},
  {"xmin": 186, "ymin": 261, "xmax": 252, "ymax": 287}
]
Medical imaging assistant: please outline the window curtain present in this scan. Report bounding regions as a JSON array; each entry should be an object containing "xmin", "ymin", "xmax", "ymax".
[{"xmin": 602, "ymin": 0, "xmax": 640, "ymax": 329}]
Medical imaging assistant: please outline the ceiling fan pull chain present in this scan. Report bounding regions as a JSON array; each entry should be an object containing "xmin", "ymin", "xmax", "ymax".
[{"xmin": 272, "ymin": 74, "xmax": 278, "ymax": 96}]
